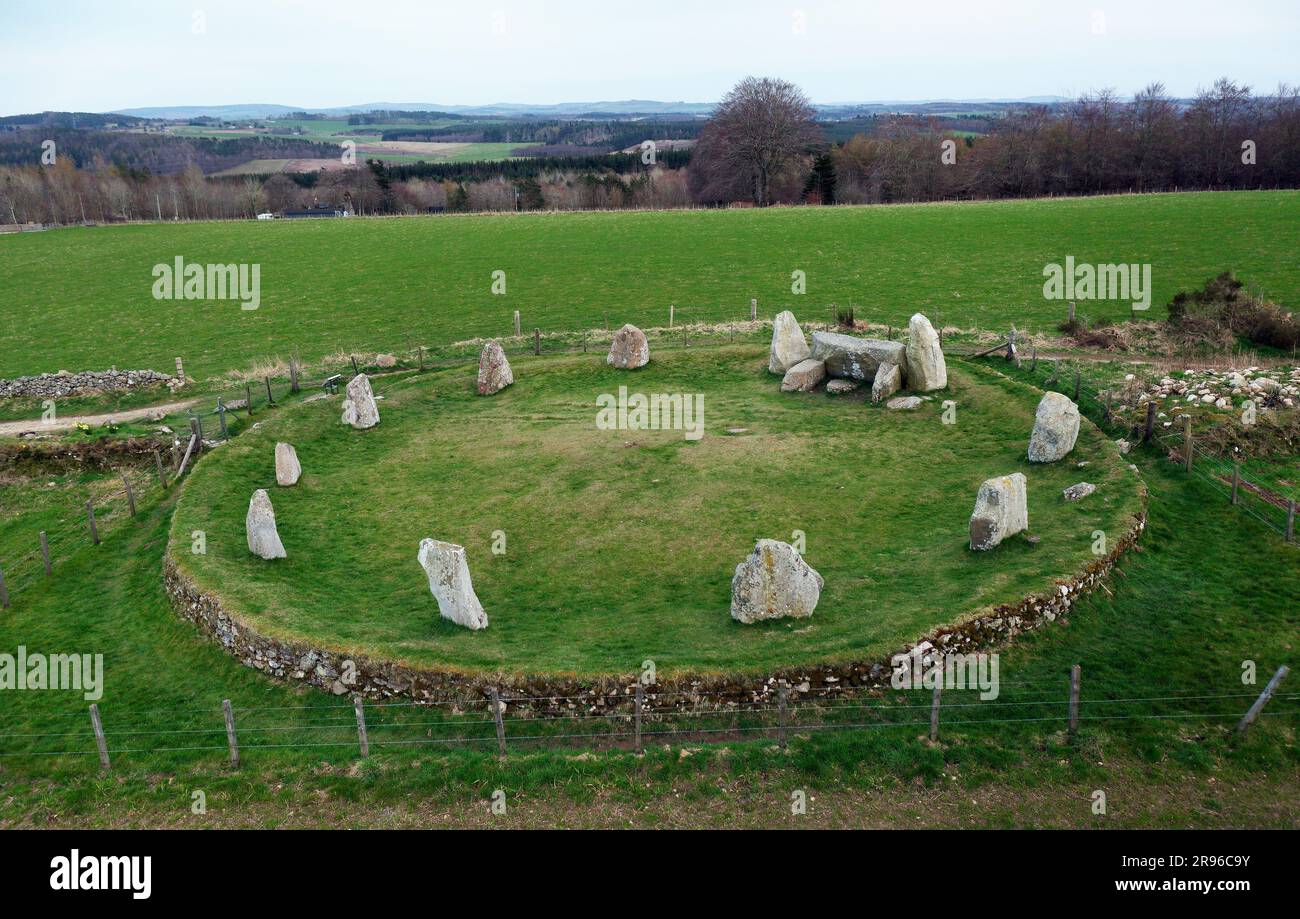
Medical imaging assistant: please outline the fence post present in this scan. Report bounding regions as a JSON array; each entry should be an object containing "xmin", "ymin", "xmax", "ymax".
[
  {"xmin": 533, "ymin": 328, "xmax": 541, "ymax": 356},
  {"xmin": 40, "ymin": 531, "xmax": 51, "ymax": 575},
  {"xmin": 929, "ymin": 680, "xmax": 942, "ymax": 742},
  {"xmin": 489, "ymin": 687, "xmax": 507, "ymax": 757},
  {"xmin": 669, "ymin": 304, "xmax": 675, "ymax": 328},
  {"xmin": 350, "ymin": 356, "xmax": 359, "ymax": 377},
  {"xmin": 513, "ymin": 309, "xmax": 521, "ymax": 337},
  {"xmin": 89, "ymin": 704, "xmax": 110, "ymax": 770},
  {"xmin": 289, "ymin": 358, "xmax": 300, "ymax": 393},
  {"xmin": 222, "ymin": 699, "xmax": 239, "ymax": 768},
  {"xmin": 1231, "ymin": 464, "xmax": 1240, "ymax": 505},
  {"xmin": 217, "ymin": 398, "xmax": 228, "ymax": 437},
  {"xmin": 0, "ymin": 565, "xmax": 8, "ymax": 609},
  {"xmin": 1237, "ymin": 666, "xmax": 1289, "ymax": 732},
  {"xmin": 634, "ymin": 683, "xmax": 644, "ymax": 755},
  {"xmin": 245, "ymin": 382, "xmax": 253, "ymax": 416},
  {"xmin": 1144, "ymin": 401, "xmax": 1156, "ymax": 444},
  {"xmin": 750, "ymin": 298, "xmax": 757, "ymax": 321},
  {"xmin": 1183, "ymin": 415, "xmax": 1193, "ymax": 473},
  {"xmin": 1287, "ymin": 500, "xmax": 1296, "ymax": 543},
  {"xmin": 175, "ymin": 356, "xmax": 185, "ymax": 383},
  {"xmin": 1067, "ymin": 302, "xmax": 1075, "ymax": 325},
  {"xmin": 264, "ymin": 377, "xmax": 275, "ymax": 406},
  {"xmin": 777, "ymin": 684, "xmax": 788, "ymax": 751},
  {"xmin": 85, "ymin": 501, "xmax": 99, "ymax": 545},
  {"xmin": 154, "ymin": 450, "xmax": 167, "ymax": 489},
  {"xmin": 354, "ymin": 696, "xmax": 370, "ymax": 757},
  {"xmin": 1068, "ymin": 664, "xmax": 1081, "ymax": 737},
  {"xmin": 122, "ymin": 475, "xmax": 136, "ymax": 517},
  {"xmin": 1073, "ymin": 370, "xmax": 1081, "ymax": 403},
  {"xmin": 1030, "ymin": 345, "xmax": 1037, "ymax": 373}
]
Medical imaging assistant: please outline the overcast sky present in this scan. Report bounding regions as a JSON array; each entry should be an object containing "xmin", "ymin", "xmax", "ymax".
[{"xmin": 3, "ymin": 0, "xmax": 1298, "ymax": 114}]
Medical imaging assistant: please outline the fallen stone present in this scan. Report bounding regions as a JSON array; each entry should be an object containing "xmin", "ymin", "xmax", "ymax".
[
  {"xmin": 825, "ymin": 379, "xmax": 860, "ymax": 395},
  {"xmin": 1114, "ymin": 438, "xmax": 1131, "ymax": 454},
  {"xmin": 341, "ymin": 373, "xmax": 380, "ymax": 429},
  {"xmin": 375, "ymin": 353, "xmax": 398, "ymax": 368},
  {"xmin": 872, "ymin": 362, "xmax": 902, "ymax": 403},
  {"xmin": 730, "ymin": 539, "xmax": 823, "ymax": 624},
  {"xmin": 274, "ymin": 442, "xmax": 301, "ymax": 486},
  {"xmin": 781, "ymin": 358, "xmax": 826, "ymax": 392},
  {"xmin": 969, "ymin": 473, "xmax": 1029, "ymax": 551},
  {"xmin": 476, "ymin": 340, "xmax": 514, "ymax": 395},
  {"xmin": 1028, "ymin": 392, "xmax": 1080, "ymax": 463},
  {"xmin": 1063, "ymin": 482, "xmax": 1096, "ymax": 501},
  {"xmin": 417, "ymin": 539, "xmax": 488, "ymax": 630},
  {"xmin": 246, "ymin": 489, "xmax": 286, "ymax": 559},
  {"xmin": 904, "ymin": 313, "xmax": 947, "ymax": 391},
  {"xmin": 769, "ymin": 310, "xmax": 811, "ymax": 374},
  {"xmin": 886, "ymin": 396, "xmax": 922, "ymax": 410},
  {"xmin": 810, "ymin": 331, "xmax": 906, "ymax": 382},
  {"xmin": 607, "ymin": 324, "xmax": 650, "ymax": 369}
]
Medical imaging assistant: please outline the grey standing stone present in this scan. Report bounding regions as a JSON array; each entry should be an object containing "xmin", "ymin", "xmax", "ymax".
[
  {"xmin": 274, "ymin": 442, "xmax": 301, "ymax": 486},
  {"xmin": 904, "ymin": 313, "xmax": 947, "ymax": 391},
  {"xmin": 477, "ymin": 340, "xmax": 514, "ymax": 395},
  {"xmin": 769, "ymin": 310, "xmax": 811, "ymax": 374},
  {"xmin": 246, "ymin": 489, "xmax": 286, "ymax": 559},
  {"xmin": 341, "ymin": 373, "xmax": 380, "ymax": 429},
  {"xmin": 1028, "ymin": 392, "xmax": 1080, "ymax": 462},
  {"xmin": 969, "ymin": 473, "xmax": 1029, "ymax": 551},
  {"xmin": 607, "ymin": 324, "xmax": 650, "ymax": 369},
  {"xmin": 731, "ymin": 539, "xmax": 823, "ymax": 624},
  {"xmin": 417, "ymin": 539, "xmax": 489, "ymax": 630},
  {"xmin": 871, "ymin": 362, "xmax": 902, "ymax": 403}
]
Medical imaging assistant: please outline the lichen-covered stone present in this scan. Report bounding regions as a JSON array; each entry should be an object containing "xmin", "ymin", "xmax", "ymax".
[
  {"xmin": 904, "ymin": 313, "xmax": 947, "ymax": 391},
  {"xmin": 969, "ymin": 473, "xmax": 1029, "ymax": 551},
  {"xmin": 417, "ymin": 539, "xmax": 488, "ymax": 630},
  {"xmin": 341, "ymin": 373, "xmax": 380, "ymax": 429},
  {"xmin": 1028, "ymin": 392, "xmax": 1080, "ymax": 462},
  {"xmin": 871, "ymin": 362, "xmax": 902, "ymax": 403},
  {"xmin": 810, "ymin": 331, "xmax": 906, "ymax": 381},
  {"xmin": 274, "ymin": 442, "xmax": 301, "ymax": 486},
  {"xmin": 246, "ymin": 489, "xmax": 287, "ymax": 559},
  {"xmin": 731, "ymin": 539, "xmax": 823, "ymax": 624},
  {"xmin": 477, "ymin": 340, "xmax": 514, "ymax": 395},
  {"xmin": 780, "ymin": 358, "xmax": 826, "ymax": 392},
  {"xmin": 769, "ymin": 310, "xmax": 811, "ymax": 374},
  {"xmin": 607, "ymin": 324, "xmax": 650, "ymax": 369}
]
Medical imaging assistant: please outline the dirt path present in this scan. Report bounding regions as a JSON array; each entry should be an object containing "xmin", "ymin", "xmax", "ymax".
[{"xmin": 0, "ymin": 398, "xmax": 201, "ymax": 437}]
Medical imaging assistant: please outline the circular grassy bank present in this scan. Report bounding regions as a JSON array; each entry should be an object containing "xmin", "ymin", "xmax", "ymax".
[{"xmin": 170, "ymin": 346, "xmax": 1144, "ymax": 680}]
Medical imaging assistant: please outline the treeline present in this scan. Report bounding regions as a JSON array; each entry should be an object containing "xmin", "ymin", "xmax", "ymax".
[
  {"xmin": 381, "ymin": 118, "xmax": 705, "ymax": 148},
  {"xmin": 831, "ymin": 81, "xmax": 1300, "ymax": 204},
  {"xmin": 380, "ymin": 149, "xmax": 691, "ymax": 183}
]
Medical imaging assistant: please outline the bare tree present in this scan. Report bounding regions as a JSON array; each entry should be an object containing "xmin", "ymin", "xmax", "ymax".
[{"xmin": 690, "ymin": 76, "xmax": 821, "ymax": 206}]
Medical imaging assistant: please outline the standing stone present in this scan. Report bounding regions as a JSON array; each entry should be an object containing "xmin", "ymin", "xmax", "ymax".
[
  {"xmin": 417, "ymin": 539, "xmax": 488, "ymax": 630},
  {"xmin": 769, "ymin": 310, "xmax": 811, "ymax": 374},
  {"xmin": 731, "ymin": 539, "xmax": 823, "ymax": 624},
  {"xmin": 810, "ymin": 331, "xmax": 906, "ymax": 382},
  {"xmin": 904, "ymin": 313, "xmax": 947, "ymax": 391},
  {"xmin": 1028, "ymin": 392, "xmax": 1080, "ymax": 462},
  {"xmin": 340, "ymin": 373, "xmax": 380, "ymax": 429},
  {"xmin": 477, "ymin": 340, "xmax": 514, "ymax": 395},
  {"xmin": 607, "ymin": 324, "xmax": 650, "ymax": 369},
  {"xmin": 780, "ymin": 358, "xmax": 826, "ymax": 392},
  {"xmin": 246, "ymin": 489, "xmax": 286, "ymax": 559},
  {"xmin": 969, "ymin": 473, "xmax": 1029, "ymax": 551},
  {"xmin": 274, "ymin": 442, "xmax": 301, "ymax": 486},
  {"xmin": 871, "ymin": 362, "xmax": 902, "ymax": 403}
]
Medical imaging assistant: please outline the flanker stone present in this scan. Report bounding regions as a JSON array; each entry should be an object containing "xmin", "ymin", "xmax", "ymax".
[
  {"xmin": 274, "ymin": 442, "xmax": 301, "ymax": 486},
  {"xmin": 769, "ymin": 310, "xmax": 811, "ymax": 374},
  {"xmin": 477, "ymin": 340, "xmax": 514, "ymax": 395},
  {"xmin": 781, "ymin": 358, "xmax": 826, "ymax": 392},
  {"xmin": 1028, "ymin": 392, "xmax": 1080, "ymax": 463},
  {"xmin": 969, "ymin": 473, "xmax": 1029, "ymax": 551},
  {"xmin": 871, "ymin": 362, "xmax": 902, "ymax": 403},
  {"xmin": 417, "ymin": 538, "xmax": 489, "ymax": 630},
  {"xmin": 341, "ymin": 373, "xmax": 380, "ymax": 429},
  {"xmin": 607, "ymin": 324, "xmax": 650, "ymax": 369},
  {"xmin": 904, "ymin": 313, "xmax": 947, "ymax": 391},
  {"xmin": 246, "ymin": 489, "xmax": 286, "ymax": 559},
  {"xmin": 731, "ymin": 539, "xmax": 823, "ymax": 624},
  {"xmin": 810, "ymin": 331, "xmax": 906, "ymax": 382}
]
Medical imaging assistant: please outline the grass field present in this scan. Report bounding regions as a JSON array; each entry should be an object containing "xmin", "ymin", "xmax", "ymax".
[
  {"xmin": 2, "ymin": 191, "xmax": 1297, "ymax": 384},
  {"xmin": 170, "ymin": 349, "xmax": 1142, "ymax": 676}
]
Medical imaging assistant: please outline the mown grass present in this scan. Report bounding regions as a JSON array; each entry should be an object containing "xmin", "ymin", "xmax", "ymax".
[
  {"xmin": 169, "ymin": 348, "xmax": 1143, "ymax": 677},
  {"xmin": 2, "ymin": 191, "xmax": 1297, "ymax": 382}
]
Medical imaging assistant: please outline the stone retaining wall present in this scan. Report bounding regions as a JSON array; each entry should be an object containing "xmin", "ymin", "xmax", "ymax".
[{"xmin": 163, "ymin": 498, "xmax": 1147, "ymax": 716}]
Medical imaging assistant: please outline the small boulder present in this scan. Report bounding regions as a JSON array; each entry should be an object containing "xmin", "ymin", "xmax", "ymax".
[
  {"xmin": 969, "ymin": 473, "xmax": 1029, "ymax": 551},
  {"xmin": 825, "ymin": 379, "xmax": 861, "ymax": 395},
  {"xmin": 769, "ymin": 310, "xmax": 811, "ymax": 374},
  {"xmin": 886, "ymin": 396, "xmax": 922, "ymax": 410},
  {"xmin": 417, "ymin": 539, "xmax": 488, "ymax": 630},
  {"xmin": 810, "ymin": 331, "xmax": 906, "ymax": 382},
  {"xmin": 1028, "ymin": 392, "xmax": 1080, "ymax": 462},
  {"xmin": 477, "ymin": 340, "xmax": 514, "ymax": 395},
  {"xmin": 607, "ymin": 324, "xmax": 650, "ymax": 369},
  {"xmin": 1063, "ymin": 482, "xmax": 1096, "ymax": 501},
  {"xmin": 375, "ymin": 353, "xmax": 398, "ymax": 368},
  {"xmin": 904, "ymin": 313, "xmax": 947, "ymax": 391},
  {"xmin": 246, "ymin": 489, "xmax": 286, "ymax": 559},
  {"xmin": 871, "ymin": 362, "xmax": 902, "ymax": 403},
  {"xmin": 341, "ymin": 373, "xmax": 380, "ymax": 429},
  {"xmin": 274, "ymin": 442, "xmax": 301, "ymax": 486},
  {"xmin": 731, "ymin": 539, "xmax": 823, "ymax": 624},
  {"xmin": 781, "ymin": 358, "xmax": 826, "ymax": 392}
]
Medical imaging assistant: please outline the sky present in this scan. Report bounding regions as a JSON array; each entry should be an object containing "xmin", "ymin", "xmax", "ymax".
[{"xmin": 2, "ymin": 0, "xmax": 1298, "ymax": 115}]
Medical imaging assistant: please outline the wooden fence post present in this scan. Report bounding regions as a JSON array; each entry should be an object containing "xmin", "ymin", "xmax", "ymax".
[
  {"xmin": 1073, "ymin": 369, "xmax": 1081, "ymax": 403},
  {"xmin": 1237, "ymin": 666, "xmax": 1289, "ymax": 732},
  {"xmin": 1231, "ymin": 464, "xmax": 1240, "ymax": 505},
  {"xmin": 222, "ymin": 699, "xmax": 239, "ymax": 768},
  {"xmin": 777, "ymin": 684, "xmax": 788, "ymax": 751},
  {"xmin": 533, "ymin": 328, "xmax": 541, "ymax": 356},
  {"xmin": 669, "ymin": 304, "xmax": 675, "ymax": 328},
  {"xmin": 1144, "ymin": 401, "xmax": 1156, "ymax": 444},
  {"xmin": 154, "ymin": 450, "xmax": 167, "ymax": 489},
  {"xmin": 1067, "ymin": 302, "xmax": 1075, "ymax": 325},
  {"xmin": 1068, "ymin": 664, "xmax": 1081, "ymax": 737},
  {"xmin": 85, "ymin": 501, "xmax": 99, "ymax": 545},
  {"xmin": 176, "ymin": 434, "xmax": 199, "ymax": 479},
  {"xmin": 350, "ymin": 356, "xmax": 359, "ymax": 377},
  {"xmin": 929, "ymin": 680, "xmax": 942, "ymax": 742},
  {"xmin": 40, "ymin": 531, "xmax": 51, "ymax": 575},
  {"xmin": 0, "ymin": 565, "xmax": 8, "ymax": 609},
  {"xmin": 634, "ymin": 683, "xmax": 644, "ymax": 755},
  {"xmin": 89, "ymin": 704, "xmax": 110, "ymax": 770},
  {"xmin": 489, "ymin": 687, "xmax": 507, "ymax": 757},
  {"xmin": 1183, "ymin": 415, "xmax": 1194, "ymax": 472},
  {"xmin": 1287, "ymin": 500, "xmax": 1296, "ymax": 543},
  {"xmin": 354, "ymin": 696, "xmax": 370, "ymax": 757},
  {"xmin": 175, "ymin": 356, "xmax": 185, "ymax": 382},
  {"xmin": 1030, "ymin": 345, "xmax": 1037, "ymax": 373},
  {"xmin": 264, "ymin": 377, "xmax": 275, "ymax": 406},
  {"xmin": 513, "ymin": 309, "xmax": 521, "ymax": 337},
  {"xmin": 217, "ymin": 399, "xmax": 228, "ymax": 437},
  {"xmin": 289, "ymin": 358, "xmax": 300, "ymax": 393},
  {"xmin": 122, "ymin": 475, "xmax": 136, "ymax": 517},
  {"xmin": 750, "ymin": 298, "xmax": 757, "ymax": 321}
]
